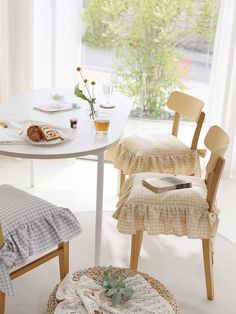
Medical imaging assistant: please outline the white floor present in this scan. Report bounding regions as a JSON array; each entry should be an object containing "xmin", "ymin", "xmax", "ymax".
[
  {"xmin": 0, "ymin": 154, "xmax": 236, "ymax": 244},
  {"xmin": 1, "ymin": 153, "xmax": 236, "ymax": 314},
  {"xmin": 6, "ymin": 213, "xmax": 236, "ymax": 314}
]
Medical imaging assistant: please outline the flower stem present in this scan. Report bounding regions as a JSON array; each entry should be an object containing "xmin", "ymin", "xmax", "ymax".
[{"xmin": 79, "ymin": 71, "xmax": 92, "ymax": 100}]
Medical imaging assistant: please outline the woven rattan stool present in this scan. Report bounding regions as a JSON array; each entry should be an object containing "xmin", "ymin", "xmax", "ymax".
[{"xmin": 46, "ymin": 266, "xmax": 181, "ymax": 314}]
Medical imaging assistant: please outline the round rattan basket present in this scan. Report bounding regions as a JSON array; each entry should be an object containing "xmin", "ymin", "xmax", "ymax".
[{"xmin": 46, "ymin": 266, "xmax": 181, "ymax": 314}]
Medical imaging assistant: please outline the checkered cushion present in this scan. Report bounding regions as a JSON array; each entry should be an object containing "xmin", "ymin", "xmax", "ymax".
[
  {"xmin": 106, "ymin": 133, "xmax": 201, "ymax": 176},
  {"xmin": 114, "ymin": 173, "xmax": 218, "ymax": 239},
  {"xmin": 0, "ymin": 184, "xmax": 82, "ymax": 296}
]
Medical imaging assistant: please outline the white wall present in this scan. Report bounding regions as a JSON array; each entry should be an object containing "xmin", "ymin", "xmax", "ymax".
[{"xmin": 0, "ymin": 0, "xmax": 33, "ymax": 104}]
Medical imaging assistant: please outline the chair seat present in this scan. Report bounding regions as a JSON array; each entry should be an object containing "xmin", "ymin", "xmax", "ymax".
[
  {"xmin": 113, "ymin": 173, "xmax": 218, "ymax": 239},
  {"xmin": 0, "ymin": 184, "xmax": 81, "ymax": 296},
  {"xmin": 106, "ymin": 133, "xmax": 200, "ymax": 175}
]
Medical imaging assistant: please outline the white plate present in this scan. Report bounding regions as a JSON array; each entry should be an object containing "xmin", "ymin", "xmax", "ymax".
[
  {"xmin": 99, "ymin": 104, "xmax": 116, "ymax": 109},
  {"xmin": 22, "ymin": 136, "xmax": 64, "ymax": 146},
  {"xmin": 20, "ymin": 125, "xmax": 69, "ymax": 146}
]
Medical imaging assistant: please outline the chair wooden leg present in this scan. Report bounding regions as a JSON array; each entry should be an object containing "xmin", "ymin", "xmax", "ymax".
[
  {"xmin": 119, "ymin": 170, "xmax": 126, "ymax": 195},
  {"xmin": 0, "ymin": 291, "xmax": 5, "ymax": 314},
  {"xmin": 130, "ymin": 230, "xmax": 144, "ymax": 271},
  {"xmin": 202, "ymin": 239, "xmax": 214, "ymax": 300},
  {"xmin": 58, "ymin": 242, "xmax": 69, "ymax": 281}
]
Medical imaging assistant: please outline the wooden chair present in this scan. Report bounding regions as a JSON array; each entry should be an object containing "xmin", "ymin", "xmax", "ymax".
[
  {"xmin": 0, "ymin": 223, "xmax": 68, "ymax": 314},
  {"xmin": 106, "ymin": 91, "xmax": 205, "ymax": 192},
  {"xmin": 114, "ymin": 125, "xmax": 229, "ymax": 300}
]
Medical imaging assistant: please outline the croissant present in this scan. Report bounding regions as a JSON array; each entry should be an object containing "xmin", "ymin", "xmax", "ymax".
[{"xmin": 27, "ymin": 125, "xmax": 43, "ymax": 142}]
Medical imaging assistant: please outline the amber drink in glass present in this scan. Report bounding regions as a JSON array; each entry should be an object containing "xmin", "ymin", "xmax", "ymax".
[{"xmin": 94, "ymin": 113, "xmax": 110, "ymax": 134}]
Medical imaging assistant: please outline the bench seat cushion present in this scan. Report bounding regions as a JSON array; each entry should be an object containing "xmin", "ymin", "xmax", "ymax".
[{"xmin": 0, "ymin": 184, "xmax": 81, "ymax": 296}]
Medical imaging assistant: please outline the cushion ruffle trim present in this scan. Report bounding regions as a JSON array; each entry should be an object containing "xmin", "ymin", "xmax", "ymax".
[
  {"xmin": 113, "ymin": 177, "xmax": 218, "ymax": 239},
  {"xmin": 106, "ymin": 144, "xmax": 201, "ymax": 176},
  {"xmin": 0, "ymin": 209, "xmax": 81, "ymax": 296}
]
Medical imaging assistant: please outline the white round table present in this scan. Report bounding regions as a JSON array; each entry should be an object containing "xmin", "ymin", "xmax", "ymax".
[{"xmin": 0, "ymin": 87, "xmax": 132, "ymax": 265}]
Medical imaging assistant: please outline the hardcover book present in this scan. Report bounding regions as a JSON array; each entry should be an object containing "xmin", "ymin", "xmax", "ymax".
[{"xmin": 142, "ymin": 176, "xmax": 192, "ymax": 193}]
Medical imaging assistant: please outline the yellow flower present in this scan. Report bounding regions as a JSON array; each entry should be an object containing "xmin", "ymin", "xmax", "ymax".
[
  {"xmin": 84, "ymin": 79, "xmax": 88, "ymax": 83},
  {"xmin": 91, "ymin": 81, "xmax": 96, "ymax": 85},
  {"xmin": 76, "ymin": 67, "xmax": 81, "ymax": 72}
]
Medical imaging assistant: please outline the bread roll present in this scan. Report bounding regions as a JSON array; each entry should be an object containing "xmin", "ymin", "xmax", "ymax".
[
  {"xmin": 40, "ymin": 125, "xmax": 60, "ymax": 141},
  {"xmin": 27, "ymin": 125, "xmax": 43, "ymax": 142}
]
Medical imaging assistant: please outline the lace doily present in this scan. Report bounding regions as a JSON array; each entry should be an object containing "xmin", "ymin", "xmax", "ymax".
[{"xmin": 54, "ymin": 273, "xmax": 175, "ymax": 314}]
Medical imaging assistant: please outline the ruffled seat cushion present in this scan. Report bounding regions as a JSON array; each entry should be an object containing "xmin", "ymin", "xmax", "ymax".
[
  {"xmin": 0, "ymin": 184, "xmax": 82, "ymax": 296},
  {"xmin": 106, "ymin": 133, "xmax": 200, "ymax": 175},
  {"xmin": 113, "ymin": 173, "xmax": 218, "ymax": 239}
]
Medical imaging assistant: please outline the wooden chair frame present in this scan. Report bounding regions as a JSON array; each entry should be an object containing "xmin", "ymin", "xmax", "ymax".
[
  {"xmin": 171, "ymin": 110, "xmax": 205, "ymax": 150},
  {"xmin": 169, "ymin": 91, "xmax": 205, "ymax": 150},
  {"xmin": 129, "ymin": 125, "xmax": 229, "ymax": 300},
  {"xmin": 119, "ymin": 91, "xmax": 205, "ymax": 192},
  {"xmin": 0, "ymin": 224, "xmax": 69, "ymax": 314}
]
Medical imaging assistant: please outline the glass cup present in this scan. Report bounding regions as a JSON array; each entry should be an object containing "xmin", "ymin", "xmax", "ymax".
[
  {"xmin": 51, "ymin": 93, "xmax": 65, "ymax": 109},
  {"xmin": 94, "ymin": 112, "xmax": 110, "ymax": 134},
  {"xmin": 102, "ymin": 83, "xmax": 113, "ymax": 106}
]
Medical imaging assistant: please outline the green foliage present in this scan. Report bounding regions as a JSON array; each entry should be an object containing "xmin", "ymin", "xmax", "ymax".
[
  {"xmin": 96, "ymin": 267, "xmax": 134, "ymax": 307},
  {"xmin": 194, "ymin": 0, "xmax": 220, "ymax": 45},
  {"xmin": 74, "ymin": 84, "xmax": 89, "ymax": 101},
  {"xmin": 74, "ymin": 84, "xmax": 96, "ymax": 118},
  {"xmin": 74, "ymin": 68, "xmax": 96, "ymax": 119},
  {"xmin": 83, "ymin": 0, "xmax": 128, "ymax": 48},
  {"xmin": 83, "ymin": 0, "xmax": 218, "ymax": 119}
]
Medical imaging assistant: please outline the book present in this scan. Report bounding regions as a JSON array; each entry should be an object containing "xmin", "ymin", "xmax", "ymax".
[
  {"xmin": 142, "ymin": 176, "xmax": 192, "ymax": 193},
  {"xmin": 34, "ymin": 103, "xmax": 80, "ymax": 113}
]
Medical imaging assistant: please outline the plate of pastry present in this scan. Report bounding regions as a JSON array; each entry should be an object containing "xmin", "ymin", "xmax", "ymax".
[{"xmin": 21, "ymin": 124, "xmax": 68, "ymax": 145}]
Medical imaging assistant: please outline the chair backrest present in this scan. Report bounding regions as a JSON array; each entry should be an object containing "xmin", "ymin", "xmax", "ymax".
[
  {"xmin": 167, "ymin": 91, "xmax": 205, "ymax": 149},
  {"xmin": 204, "ymin": 125, "xmax": 230, "ymax": 211}
]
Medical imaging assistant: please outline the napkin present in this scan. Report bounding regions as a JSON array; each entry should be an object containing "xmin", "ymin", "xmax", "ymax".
[
  {"xmin": 34, "ymin": 103, "xmax": 80, "ymax": 113},
  {"xmin": 0, "ymin": 127, "xmax": 24, "ymax": 144}
]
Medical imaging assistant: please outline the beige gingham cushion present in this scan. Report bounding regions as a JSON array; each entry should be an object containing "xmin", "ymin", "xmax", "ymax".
[
  {"xmin": 106, "ymin": 133, "xmax": 201, "ymax": 176},
  {"xmin": 113, "ymin": 173, "xmax": 219, "ymax": 239}
]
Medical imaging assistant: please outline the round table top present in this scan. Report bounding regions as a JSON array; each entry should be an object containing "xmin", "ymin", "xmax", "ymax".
[
  {"xmin": 0, "ymin": 88, "xmax": 132, "ymax": 159},
  {"xmin": 46, "ymin": 266, "xmax": 181, "ymax": 314}
]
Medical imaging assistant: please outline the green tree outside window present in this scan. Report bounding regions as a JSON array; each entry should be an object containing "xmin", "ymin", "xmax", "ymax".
[{"xmin": 82, "ymin": 0, "xmax": 220, "ymax": 119}]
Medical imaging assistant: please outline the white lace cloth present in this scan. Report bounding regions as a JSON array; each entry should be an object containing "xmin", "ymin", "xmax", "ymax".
[{"xmin": 55, "ymin": 274, "xmax": 175, "ymax": 314}]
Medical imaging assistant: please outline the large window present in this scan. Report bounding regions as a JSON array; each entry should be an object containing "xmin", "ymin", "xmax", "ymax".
[{"xmin": 80, "ymin": 0, "xmax": 220, "ymax": 122}]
